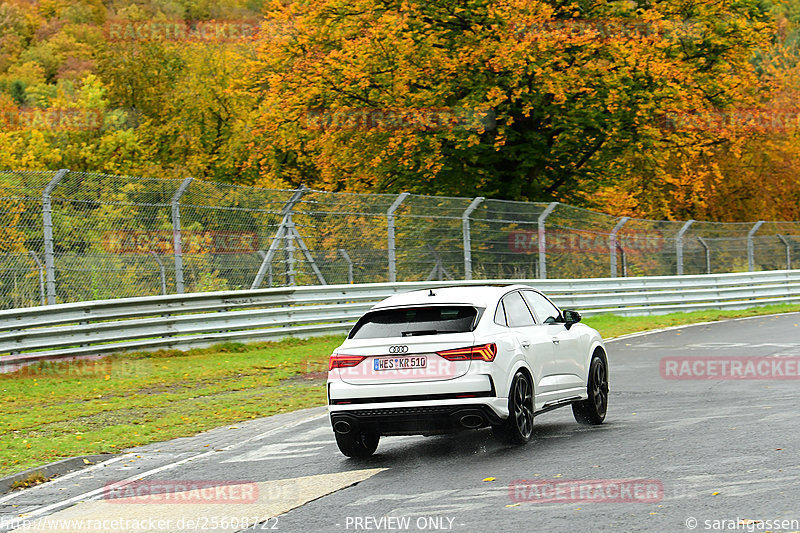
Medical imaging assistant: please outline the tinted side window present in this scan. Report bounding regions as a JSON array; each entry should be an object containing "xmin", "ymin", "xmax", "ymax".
[
  {"xmin": 502, "ymin": 292, "xmax": 535, "ymax": 327},
  {"xmin": 522, "ymin": 291, "xmax": 561, "ymax": 324}
]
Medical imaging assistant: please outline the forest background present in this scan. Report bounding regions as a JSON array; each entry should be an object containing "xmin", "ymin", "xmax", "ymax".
[{"xmin": 2, "ymin": 0, "xmax": 800, "ymax": 222}]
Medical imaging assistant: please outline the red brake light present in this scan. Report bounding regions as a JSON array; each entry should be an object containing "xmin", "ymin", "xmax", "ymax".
[
  {"xmin": 436, "ymin": 343, "xmax": 497, "ymax": 362},
  {"xmin": 329, "ymin": 354, "xmax": 366, "ymax": 371}
]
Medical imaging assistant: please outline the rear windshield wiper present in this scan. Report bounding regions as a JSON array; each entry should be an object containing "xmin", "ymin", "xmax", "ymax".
[{"xmin": 401, "ymin": 330, "xmax": 438, "ymax": 337}]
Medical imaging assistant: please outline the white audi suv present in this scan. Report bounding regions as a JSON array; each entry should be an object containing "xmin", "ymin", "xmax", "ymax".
[{"xmin": 327, "ymin": 284, "xmax": 608, "ymax": 457}]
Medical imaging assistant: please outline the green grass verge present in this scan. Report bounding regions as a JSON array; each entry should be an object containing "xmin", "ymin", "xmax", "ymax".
[
  {"xmin": 2, "ymin": 302, "xmax": 799, "ymax": 479},
  {"xmin": 584, "ymin": 302, "xmax": 800, "ymax": 338},
  {"xmin": 1, "ymin": 337, "xmax": 342, "ymax": 479}
]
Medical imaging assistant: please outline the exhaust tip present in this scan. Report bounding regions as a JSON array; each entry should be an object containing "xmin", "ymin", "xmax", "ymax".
[
  {"xmin": 459, "ymin": 414, "xmax": 484, "ymax": 429},
  {"xmin": 333, "ymin": 420, "xmax": 352, "ymax": 434}
]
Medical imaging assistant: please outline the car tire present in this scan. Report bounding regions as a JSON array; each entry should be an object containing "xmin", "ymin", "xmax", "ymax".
[
  {"xmin": 335, "ymin": 430, "xmax": 380, "ymax": 458},
  {"xmin": 493, "ymin": 371, "xmax": 534, "ymax": 445},
  {"xmin": 572, "ymin": 355, "xmax": 608, "ymax": 425}
]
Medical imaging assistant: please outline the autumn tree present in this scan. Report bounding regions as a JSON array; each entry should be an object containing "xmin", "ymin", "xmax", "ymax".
[
  {"xmin": 244, "ymin": 0, "xmax": 775, "ymax": 210},
  {"xmin": 2, "ymin": 0, "xmax": 800, "ymax": 223}
]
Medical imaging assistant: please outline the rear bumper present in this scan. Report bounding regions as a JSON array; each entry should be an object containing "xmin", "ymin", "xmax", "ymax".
[
  {"xmin": 330, "ymin": 403, "xmax": 505, "ymax": 436},
  {"xmin": 327, "ymin": 372, "xmax": 509, "ymax": 436},
  {"xmin": 328, "ymin": 373, "xmax": 495, "ymax": 401}
]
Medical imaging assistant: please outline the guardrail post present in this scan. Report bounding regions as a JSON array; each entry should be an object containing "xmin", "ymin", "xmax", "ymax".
[
  {"xmin": 777, "ymin": 234, "xmax": 792, "ymax": 270},
  {"xmin": 538, "ymin": 202, "xmax": 559, "ymax": 279},
  {"xmin": 339, "ymin": 249, "xmax": 354, "ymax": 283},
  {"xmin": 28, "ymin": 250, "xmax": 45, "ymax": 306},
  {"xmin": 676, "ymin": 219, "xmax": 694, "ymax": 275},
  {"xmin": 747, "ymin": 220, "xmax": 765, "ymax": 272},
  {"xmin": 462, "ymin": 197, "xmax": 484, "ymax": 280},
  {"xmin": 251, "ymin": 186, "xmax": 306, "ymax": 289},
  {"xmin": 42, "ymin": 169, "xmax": 68, "ymax": 305},
  {"xmin": 609, "ymin": 217, "xmax": 630, "ymax": 277},
  {"xmin": 387, "ymin": 192, "xmax": 410, "ymax": 283},
  {"xmin": 150, "ymin": 252, "xmax": 167, "ymax": 295},
  {"xmin": 171, "ymin": 177, "xmax": 194, "ymax": 294},
  {"xmin": 697, "ymin": 237, "xmax": 711, "ymax": 274}
]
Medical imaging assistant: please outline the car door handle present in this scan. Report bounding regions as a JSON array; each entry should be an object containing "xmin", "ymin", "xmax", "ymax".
[
  {"xmin": 521, "ymin": 341, "xmax": 531, "ymax": 348},
  {"xmin": 551, "ymin": 338, "xmax": 560, "ymax": 344}
]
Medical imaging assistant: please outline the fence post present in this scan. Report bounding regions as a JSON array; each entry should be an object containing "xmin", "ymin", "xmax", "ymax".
[
  {"xmin": 777, "ymin": 234, "xmax": 792, "ymax": 270},
  {"xmin": 387, "ymin": 192, "xmax": 410, "ymax": 283},
  {"xmin": 286, "ymin": 221, "xmax": 296, "ymax": 285},
  {"xmin": 28, "ymin": 250, "xmax": 45, "ymax": 306},
  {"xmin": 171, "ymin": 177, "xmax": 194, "ymax": 294},
  {"xmin": 256, "ymin": 251, "xmax": 273, "ymax": 287},
  {"xmin": 697, "ymin": 237, "xmax": 711, "ymax": 274},
  {"xmin": 251, "ymin": 186, "xmax": 306, "ymax": 289},
  {"xmin": 150, "ymin": 252, "xmax": 167, "ymax": 295},
  {"xmin": 747, "ymin": 220, "xmax": 765, "ymax": 272},
  {"xmin": 289, "ymin": 219, "xmax": 327, "ymax": 285},
  {"xmin": 609, "ymin": 217, "xmax": 630, "ymax": 278},
  {"xmin": 676, "ymin": 219, "xmax": 694, "ymax": 275},
  {"xmin": 617, "ymin": 243, "xmax": 627, "ymax": 277},
  {"xmin": 339, "ymin": 249, "xmax": 354, "ymax": 284},
  {"xmin": 462, "ymin": 197, "xmax": 484, "ymax": 280},
  {"xmin": 537, "ymin": 202, "xmax": 559, "ymax": 279},
  {"xmin": 42, "ymin": 169, "xmax": 68, "ymax": 305}
]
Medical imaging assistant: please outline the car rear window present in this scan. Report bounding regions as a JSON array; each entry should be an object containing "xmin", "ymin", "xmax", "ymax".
[{"xmin": 349, "ymin": 306, "xmax": 479, "ymax": 339}]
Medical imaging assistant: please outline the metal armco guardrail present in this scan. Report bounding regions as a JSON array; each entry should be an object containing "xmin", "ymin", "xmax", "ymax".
[{"xmin": 2, "ymin": 270, "xmax": 800, "ymax": 370}]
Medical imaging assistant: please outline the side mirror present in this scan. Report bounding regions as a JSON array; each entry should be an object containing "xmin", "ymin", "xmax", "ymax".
[{"xmin": 563, "ymin": 310, "xmax": 582, "ymax": 330}]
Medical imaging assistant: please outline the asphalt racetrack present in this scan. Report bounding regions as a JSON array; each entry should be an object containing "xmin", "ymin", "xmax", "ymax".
[{"xmin": 2, "ymin": 313, "xmax": 799, "ymax": 533}]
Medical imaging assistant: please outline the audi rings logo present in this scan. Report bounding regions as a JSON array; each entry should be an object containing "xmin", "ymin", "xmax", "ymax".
[{"xmin": 388, "ymin": 345, "xmax": 409, "ymax": 354}]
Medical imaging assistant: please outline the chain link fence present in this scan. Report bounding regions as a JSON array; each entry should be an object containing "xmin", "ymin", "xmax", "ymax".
[{"xmin": 1, "ymin": 169, "xmax": 798, "ymax": 309}]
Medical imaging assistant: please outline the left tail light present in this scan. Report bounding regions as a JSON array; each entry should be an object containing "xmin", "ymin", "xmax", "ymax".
[
  {"xmin": 329, "ymin": 354, "xmax": 366, "ymax": 370},
  {"xmin": 436, "ymin": 343, "xmax": 497, "ymax": 362}
]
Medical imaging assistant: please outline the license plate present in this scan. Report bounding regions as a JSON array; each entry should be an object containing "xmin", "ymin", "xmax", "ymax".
[{"xmin": 373, "ymin": 356, "xmax": 427, "ymax": 371}]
